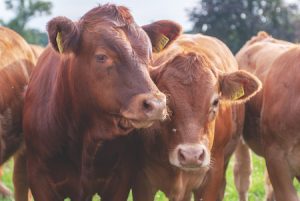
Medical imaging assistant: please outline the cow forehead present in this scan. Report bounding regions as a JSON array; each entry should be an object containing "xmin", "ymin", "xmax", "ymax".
[
  {"xmin": 158, "ymin": 55, "xmax": 219, "ymax": 122},
  {"xmin": 79, "ymin": 22, "xmax": 151, "ymax": 61}
]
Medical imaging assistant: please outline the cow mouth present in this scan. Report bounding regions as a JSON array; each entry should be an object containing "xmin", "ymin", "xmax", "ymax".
[
  {"xmin": 180, "ymin": 165, "xmax": 209, "ymax": 172},
  {"xmin": 118, "ymin": 117, "xmax": 154, "ymax": 131}
]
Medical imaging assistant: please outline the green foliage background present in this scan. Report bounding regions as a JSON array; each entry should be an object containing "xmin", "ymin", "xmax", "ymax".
[
  {"xmin": 0, "ymin": 0, "xmax": 52, "ymax": 46},
  {"xmin": 188, "ymin": 0, "xmax": 300, "ymax": 53}
]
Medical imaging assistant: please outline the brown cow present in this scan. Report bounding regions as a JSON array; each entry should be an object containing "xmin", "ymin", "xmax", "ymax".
[
  {"xmin": 0, "ymin": 26, "xmax": 38, "ymax": 199},
  {"xmin": 235, "ymin": 31, "xmax": 300, "ymax": 201},
  {"xmin": 23, "ymin": 4, "xmax": 181, "ymax": 201},
  {"xmin": 131, "ymin": 34, "xmax": 261, "ymax": 201}
]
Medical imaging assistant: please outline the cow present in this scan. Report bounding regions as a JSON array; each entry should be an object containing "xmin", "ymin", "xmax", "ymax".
[
  {"xmin": 235, "ymin": 31, "xmax": 300, "ymax": 201},
  {"xmin": 0, "ymin": 26, "xmax": 38, "ymax": 199},
  {"xmin": 23, "ymin": 4, "xmax": 181, "ymax": 201},
  {"xmin": 131, "ymin": 33, "xmax": 261, "ymax": 201}
]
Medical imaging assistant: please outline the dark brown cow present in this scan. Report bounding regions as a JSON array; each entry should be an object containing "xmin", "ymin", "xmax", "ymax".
[
  {"xmin": 23, "ymin": 4, "xmax": 181, "ymax": 201},
  {"xmin": 0, "ymin": 26, "xmax": 38, "ymax": 199},
  {"xmin": 131, "ymin": 34, "xmax": 261, "ymax": 201},
  {"xmin": 235, "ymin": 32, "xmax": 300, "ymax": 201}
]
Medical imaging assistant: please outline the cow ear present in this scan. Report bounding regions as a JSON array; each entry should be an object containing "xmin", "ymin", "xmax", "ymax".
[
  {"xmin": 142, "ymin": 20, "xmax": 182, "ymax": 53},
  {"xmin": 219, "ymin": 70, "xmax": 262, "ymax": 103},
  {"xmin": 47, "ymin": 16, "xmax": 80, "ymax": 54}
]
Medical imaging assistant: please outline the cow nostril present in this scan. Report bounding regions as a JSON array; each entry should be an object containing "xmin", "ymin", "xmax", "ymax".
[
  {"xmin": 143, "ymin": 99, "xmax": 154, "ymax": 112},
  {"xmin": 178, "ymin": 149, "xmax": 186, "ymax": 162},
  {"xmin": 198, "ymin": 150, "xmax": 205, "ymax": 162}
]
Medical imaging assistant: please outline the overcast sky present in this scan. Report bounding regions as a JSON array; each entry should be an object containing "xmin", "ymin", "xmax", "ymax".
[{"xmin": 0, "ymin": 0, "xmax": 199, "ymax": 32}]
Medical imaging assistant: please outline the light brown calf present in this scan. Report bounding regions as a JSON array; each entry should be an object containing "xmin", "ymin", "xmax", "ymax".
[{"xmin": 132, "ymin": 34, "xmax": 261, "ymax": 201}]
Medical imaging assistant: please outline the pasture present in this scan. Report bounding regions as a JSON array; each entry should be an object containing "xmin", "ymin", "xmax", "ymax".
[{"xmin": 0, "ymin": 153, "xmax": 299, "ymax": 201}]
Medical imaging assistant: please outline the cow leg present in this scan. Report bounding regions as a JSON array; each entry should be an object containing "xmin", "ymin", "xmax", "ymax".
[
  {"xmin": 27, "ymin": 156, "xmax": 62, "ymax": 201},
  {"xmin": 264, "ymin": 169, "xmax": 275, "ymax": 201},
  {"xmin": 79, "ymin": 135, "xmax": 102, "ymax": 201},
  {"xmin": 14, "ymin": 148, "xmax": 31, "ymax": 201},
  {"xmin": 181, "ymin": 193, "xmax": 192, "ymax": 201},
  {"xmin": 264, "ymin": 142, "xmax": 298, "ymax": 201},
  {"xmin": 233, "ymin": 140, "xmax": 252, "ymax": 201},
  {"xmin": 0, "ymin": 182, "xmax": 11, "ymax": 198},
  {"xmin": 132, "ymin": 172, "xmax": 155, "ymax": 201},
  {"xmin": 217, "ymin": 159, "xmax": 230, "ymax": 201},
  {"xmin": 0, "ymin": 166, "xmax": 11, "ymax": 198},
  {"xmin": 194, "ymin": 150, "xmax": 225, "ymax": 201},
  {"xmin": 100, "ymin": 156, "xmax": 135, "ymax": 201}
]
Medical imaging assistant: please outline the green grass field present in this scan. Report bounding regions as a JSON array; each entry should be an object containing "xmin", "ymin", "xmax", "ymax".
[{"xmin": 0, "ymin": 153, "xmax": 299, "ymax": 201}]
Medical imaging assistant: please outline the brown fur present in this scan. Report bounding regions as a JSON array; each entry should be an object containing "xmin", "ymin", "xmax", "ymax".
[
  {"xmin": 30, "ymin": 45, "xmax": 44, "ymax": 58},
  {"xmin": 235, "ymin": 31, "xmax": 300, "ymax": 201},
  {"xmin": 23, "ymin": 4, "xmax": 181, "ymax": 201}
]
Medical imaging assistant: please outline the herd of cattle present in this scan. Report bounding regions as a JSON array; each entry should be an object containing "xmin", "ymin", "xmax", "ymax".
[{"xmin": 0, "ymin": 3, "xmax": 299, "ymax": 201}]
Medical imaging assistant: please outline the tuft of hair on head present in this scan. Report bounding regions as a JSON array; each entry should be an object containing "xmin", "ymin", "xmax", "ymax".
[
  {"xmin": 257, "ymin": 31, "xmax": 270, "ymax": 38},
  {"xmin": 81, "ymin": 4, "xmax": 134, "ymax": 27}
]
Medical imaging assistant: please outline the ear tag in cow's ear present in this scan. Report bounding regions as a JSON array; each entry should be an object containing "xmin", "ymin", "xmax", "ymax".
[
  {"xmin": 231, "ymin": 84, "xmax": 245, "ymax": 100},
  {"xmin": 56, "ymin": 31, "xmax": 63, "ymax": 54},
  {"xmin": 64, "ymin": 198, "xmax": 71, "ymax": 201},
  {"xmin": 153, "ymin": 34, "xmax": 169, "ymax": 53}
]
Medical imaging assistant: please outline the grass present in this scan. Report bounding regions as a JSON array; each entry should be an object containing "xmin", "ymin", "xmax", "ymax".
[{"xmin": 0, "ymin": 152, "xmax": 299, "ymax": 201}]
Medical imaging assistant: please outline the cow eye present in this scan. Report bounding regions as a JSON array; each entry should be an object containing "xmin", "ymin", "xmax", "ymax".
[
  {"xmin": 212, "ymin": 98, "xmax": 219, "ymax": 107},
  {"xmin": 95, "ymin": 54, "xmax": 108, "ymax": 63}
]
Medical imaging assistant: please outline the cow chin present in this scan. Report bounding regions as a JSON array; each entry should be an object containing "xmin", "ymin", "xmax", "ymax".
[{"xmin": 169, "ymin": 160, "xmax": 210, "ymax": 172}]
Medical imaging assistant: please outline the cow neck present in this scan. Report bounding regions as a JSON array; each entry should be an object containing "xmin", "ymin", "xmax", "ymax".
[{"xmin": 139, "ymin": 125, "xmax": 171, "ymax": 168}]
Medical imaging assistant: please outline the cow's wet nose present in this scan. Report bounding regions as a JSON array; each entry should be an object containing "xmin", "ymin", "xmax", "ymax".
[
  {"xmin": 142, "ymin": 93, "xmax": 167, "ymax": 120},
  {"xmin": 120, "ymin": 92, "xmax": 167, "ymax": 126},
  {"xmin": 178, "ymin": 146, "xmax": 208, "ymax": 168}
]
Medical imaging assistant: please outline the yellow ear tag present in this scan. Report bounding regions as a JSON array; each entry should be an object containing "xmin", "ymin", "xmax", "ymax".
[
  {"xmin": 56, "ymin": 32, "xmax": 63, "ymax": 53},
  {"xmin": 64, "ymin": 198, "xmax": 71, "ymax": 201},
  {"xmin": 153, "ymin": 34, "xmax": 169, "ymax": 53},
  {"xmin": 231, "ymin": 85, "xmax": 245, "ymax": 100}
]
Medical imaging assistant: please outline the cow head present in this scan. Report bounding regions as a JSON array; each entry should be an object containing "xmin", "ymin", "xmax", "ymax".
[
  {"xmin": 46, "ymin": 4, "xmax": 181, "ymax": 133},
  {"xmin": 152, "ymin": 52, "xmax": 261, "ymax": 171}
]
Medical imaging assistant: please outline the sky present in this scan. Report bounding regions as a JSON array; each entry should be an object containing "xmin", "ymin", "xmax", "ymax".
[{"xmin": 0, "ymin": 0, "xmax": 199, "ymax": 32}]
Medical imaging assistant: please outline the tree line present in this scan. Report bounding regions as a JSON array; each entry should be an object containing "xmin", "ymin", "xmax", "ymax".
[
  {"xmin": 0, "ymin": 0, "xmax": 299, "ymax": 51},
  {"xmin": 0, "ymin": 0, "xmax": 52, "ymax": 46},
  {"xmin": 188, "ymin": 0, "xmax": 300, "ymax": 52}
]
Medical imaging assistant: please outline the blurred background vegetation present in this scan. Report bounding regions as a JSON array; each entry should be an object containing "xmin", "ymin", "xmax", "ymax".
[
  {"xmin": 188, "ymin": 0, "xmax": 300, "ymax": 52},
  {"xmin": 1, "ymin": 0, "xmax": 300, "ymax": 52},
  {"xmin": 0, "ymin": 0, "xmax": 52, "ymax": 45}
]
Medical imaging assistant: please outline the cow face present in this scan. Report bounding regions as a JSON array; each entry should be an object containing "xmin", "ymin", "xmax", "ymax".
[
  {"xmin": 46, "ymin": 5, "xmax": 182, "ymax": 132},
  {"xmin": 152, "ymin": 52, "xmax": 261, "ymax": 171}
]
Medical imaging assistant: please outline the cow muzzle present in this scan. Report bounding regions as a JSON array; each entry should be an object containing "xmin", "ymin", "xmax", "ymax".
[
  {"xmin": 120, "ymin": 92, "xmax": 167, "ymax": 129},
  {"xmin": 169, "ymin": 144, "xmax": 210, "ymax": 171}
]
